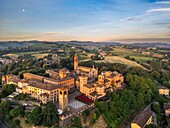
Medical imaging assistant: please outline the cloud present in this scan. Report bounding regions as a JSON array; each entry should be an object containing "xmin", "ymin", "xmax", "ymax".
[
  {"xmin": 154, "ymin": 22, "xmax": 170, "ymax": 28},
  {"xmin": 146, "ymin": 8, "xmax": 170, "ymax": 13},
  {"xmin": 154, "ymin": 1, "xmax": 170, "ymax": 4},
  {"xmin": 121, "ymin": 17, "xmax": 143, "ymax": 22}
]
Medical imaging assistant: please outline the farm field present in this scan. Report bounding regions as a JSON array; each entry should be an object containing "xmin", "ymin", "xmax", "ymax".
[
  {"xmin": 94, "ymin": 56, "xmax": 146, "ymax": 69},
  {"xmin": 130, "ymin": 56, "xmax": 153, "ymax": 63},
  {"xmin": 3, "ymin": 53, "xmax": 19, "ymax": 59},
  {"xmin": 111, "ymin": 47, "xmax": 141, "ymax": 57},
  {"xmin": 3, "ymin": 51, "xmax": 49, "ymax": 59},
  {"xmin": 104, "ymin": 47, "xmax": 155, "ymax": 65}
]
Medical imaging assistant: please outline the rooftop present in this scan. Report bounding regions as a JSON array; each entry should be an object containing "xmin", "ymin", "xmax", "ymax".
[
  {"xmin": 164, "ymin": 103, "xmax": 170, "ymax": 110},
  {"xmin": 132, "ymin": 111, "xmax": 153, "ymax": 127},
  {"xmin": 77, "ymin": 66, "xmax": 91, "ymax": 71},
  {"xmin": 28, "ymin": 80, "xmax": 60, "ymax": 91},
  {"xmin": 158, "ymin": 86, "xmax": 169, "ymax": 89},
  {"xmin": 84, "ymin": 84, "xmax": 95, "ymax": 89},
  {"xmin": 7, "ymin": 75, "xmax": 21, "ymax": 83}
]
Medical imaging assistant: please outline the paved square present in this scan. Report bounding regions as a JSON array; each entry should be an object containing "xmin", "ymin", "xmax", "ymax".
[{"xmin": 69, "ymin": 100, "xmax": 86, "ymax": 109}]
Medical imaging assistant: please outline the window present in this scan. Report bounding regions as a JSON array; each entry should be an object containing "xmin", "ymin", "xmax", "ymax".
[{"xmin": 64, "ymin": 91, "xmax": 66, "ymax": 94}]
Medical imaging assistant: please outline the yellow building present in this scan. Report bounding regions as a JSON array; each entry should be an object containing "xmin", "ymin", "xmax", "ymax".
[
  {"xmin": 95, "ymin": 74, "xmax": 110, "ymax": 89},
  {"xmin": 45, "ymin": 70, "xmax": 59, "ymax": 79},
  {"xmin": 2, "ymin": 75, "xmax": 21, "ymax": 85},
  {"xmin": 3, "ymin": 72, "xmax": 71, "ymax": 110},
  {"xmin": 23, "ymin": 72, "xmax": 74, "ymax": 90},
  {"xmin": 74, "ymin": 53, "xmax": 98, "ymax": 79},
  {"xmin": 58, "ymin": 87, "xmax": 68, "ymax": 110},
  {"xmin": 79, "ymin": 75, "xmax": 88, "ymax": 93},
  {"xmin": 79, "ymin": 75, "xmax": 106, "ymax": 100},
  {"xmin": 101, "ymin": 71, "xmax": 124, "ymax": 88},
  {"xmin": 76, "ymin": 65, "xmax": 98, "ymax": 79},
  {"xmin": 158, "ymin": 86, "xmax": 169, "ymax": 96},
  {"xmin": 22, "ymin": 80, "xmax": 68, "ymax": 110},
  {"xmin": 22, "ymin": 80, "xmax": 59, "ymax": 103},
  {"xmin": 131, "ymin": 111, "xmax": 153, "ymax": 128},
  {"xmin": 74, "ymin": 53, "xmax": 78, "ymax": 71}
]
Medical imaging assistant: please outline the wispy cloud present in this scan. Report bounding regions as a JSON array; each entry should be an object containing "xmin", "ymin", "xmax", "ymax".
[
  {"xmin": 154, "ymin": 22, "xmax": 170, "ymax": 28},
  {"xmin": 146, "ymin": 8, "xmax": 170, "ymax": 13},
  {"xmin": 120, "ymin": 17, "xmax": 143, "ymax": 22},
  {"xmin": 154, "ymin": 1, "xmax": 170, "ymax": 4}
]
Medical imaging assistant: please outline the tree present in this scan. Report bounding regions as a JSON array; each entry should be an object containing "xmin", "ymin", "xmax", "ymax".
[
  {"xmin": 84, "ymin": 109, "xmax": 90, "ymax": 116},
  {"xmin": 7, "ymin": 63, "xmax": 16, "ymax": 73},
  {"xmin": 11, "ymin": 119, "xmax": 21, "ymax": 128},
  {"xmin": 151, "ymin": 103, "xmax": 160, "ymax": 114},
  {"xmin": 42, "ymin": 102, "xmax": 59, "ymax": 127},
  {"xmin": 95, "ymin": 74, "xmax": 157, "ymax": 128},
  {"xmin": 0, "ymin": 65, "xmax": 8, "ymax": 74},
  {"xmin": 10, "ymin": 105, "xmax": 25, "ymax": 118},
  {"xmin": 151, "ymin": 71, "xmax": 160, "ymax": 79},
  {"xmin": 0, "ymin": 84, "xmax": 16, "ymax": 98},
  {"xmin": 73, "ymin": 116, "xmax": 82, "ymax": 127},
  {"xmin": 146, "ymin": 124, "xmax": 158, "ymax": 128},
  {"xmin": 0, "ymin": 100, "xmax": 12, "ymax": 116},
  {"xmin": 95, "ymin": 109, "xmax": 100, "ymax": 119},
  {"xmin": 26, "ymin": 106, "xmax": 42, "ymax": 126}
]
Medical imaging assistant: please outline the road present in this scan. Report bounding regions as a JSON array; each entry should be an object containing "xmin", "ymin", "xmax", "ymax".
[{"xmin": 0, "ymin": 116, "xmax": 12, "ymax": 128}]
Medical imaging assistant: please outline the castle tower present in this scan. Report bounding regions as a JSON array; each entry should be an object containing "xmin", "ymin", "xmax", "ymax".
[
  {"xmin": 98, "ymin": 75, "xmax": 104, "ymax": 85},
  {"xmin": 74, "ymin": 53, "xmax": 78, "ymax": 71},
  {"xmin": 79, "ymin": 76, "xmax": 88, "ymax": 93},
  {"xmin": 58, "ymin": 88, "xmax": 68, "ymax": 110}
]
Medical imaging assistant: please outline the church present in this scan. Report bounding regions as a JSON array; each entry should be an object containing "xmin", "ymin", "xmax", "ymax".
[{"xmin": 74, "ymin": 53, "xmax": 98, "ymax": 79}]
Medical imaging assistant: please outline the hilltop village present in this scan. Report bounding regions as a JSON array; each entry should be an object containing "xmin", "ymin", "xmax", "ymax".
[
  {"xmin": 0, "ymin": 43, "xmax": 169, "ymax": 128},
  {"xmin": 2, "ymin": 53, "xmax": 124, "ymax": 111}
]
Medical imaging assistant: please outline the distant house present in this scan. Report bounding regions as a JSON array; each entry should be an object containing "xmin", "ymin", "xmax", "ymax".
[
  {"xmin": 164, "ymin": 103, "xmax": 170, "ymax": 117},
  {"xmin": 142, "ymin": 51, "xmax": 151, "ymax": 56},
  {"xmin": 152, "ymin": 53, "xmax": 164, "ymax": 58},
  {"xmin": 158, "ymin": 86, "xmax": 169, "ymax": 96},
  {"xmin": 131, "ymin": 111, "xmax": 153, "ymax": 128},
  {"xmin": 99, "ymin": 51, "xmax": 107, "ymax": 56}
]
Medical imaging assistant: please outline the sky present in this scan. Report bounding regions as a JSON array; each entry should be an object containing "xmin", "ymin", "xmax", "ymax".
[{"xmin": 0, "ymin": 0, "xmax": 170, "ymax": 43}]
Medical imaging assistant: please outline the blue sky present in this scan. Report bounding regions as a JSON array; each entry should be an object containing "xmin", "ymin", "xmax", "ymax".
[{"xmin": 0, "ymin": 0, "xmax": 170, "ymax": 43}]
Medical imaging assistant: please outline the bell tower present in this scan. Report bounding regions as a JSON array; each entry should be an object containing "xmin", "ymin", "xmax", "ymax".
[
  {"xmin": 79, "ymin": 76, "xmax": 88, "ymax": 93},
  {"xmin": 58, "ymin": 88, "xmax": 68, "ymax": 110},
  {"xmin": 98, "ymin": 75, "xmax": 104, "ymax": 85},
  {"xmin": 74, "ymin": 53, "xmax": 78, "ymax": 71}
]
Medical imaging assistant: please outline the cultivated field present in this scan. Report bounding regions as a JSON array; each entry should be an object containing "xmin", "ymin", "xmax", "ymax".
[
  {"xmin": 3, "ymin": 53, "xmax": 19, "ymax": 59},
  {"xmin": 94, "ymin": 56, "xmax": 146, "ymax": 69},
  {"xmin": 130, "ymin": 56, "xmax": 153, "ymax": 63},
  {"xmin": 4, "ymin": 51, "xmax": 49, "ymax": 59}
]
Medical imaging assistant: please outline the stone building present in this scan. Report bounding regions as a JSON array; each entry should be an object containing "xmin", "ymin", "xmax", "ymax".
[
  {"xmin": 74, "ymin": 53, "xmax": 98, "ymax": 79},
  {"xmin": 2, "ymin": 72, "xmax": 73, "ymax": 110}
]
